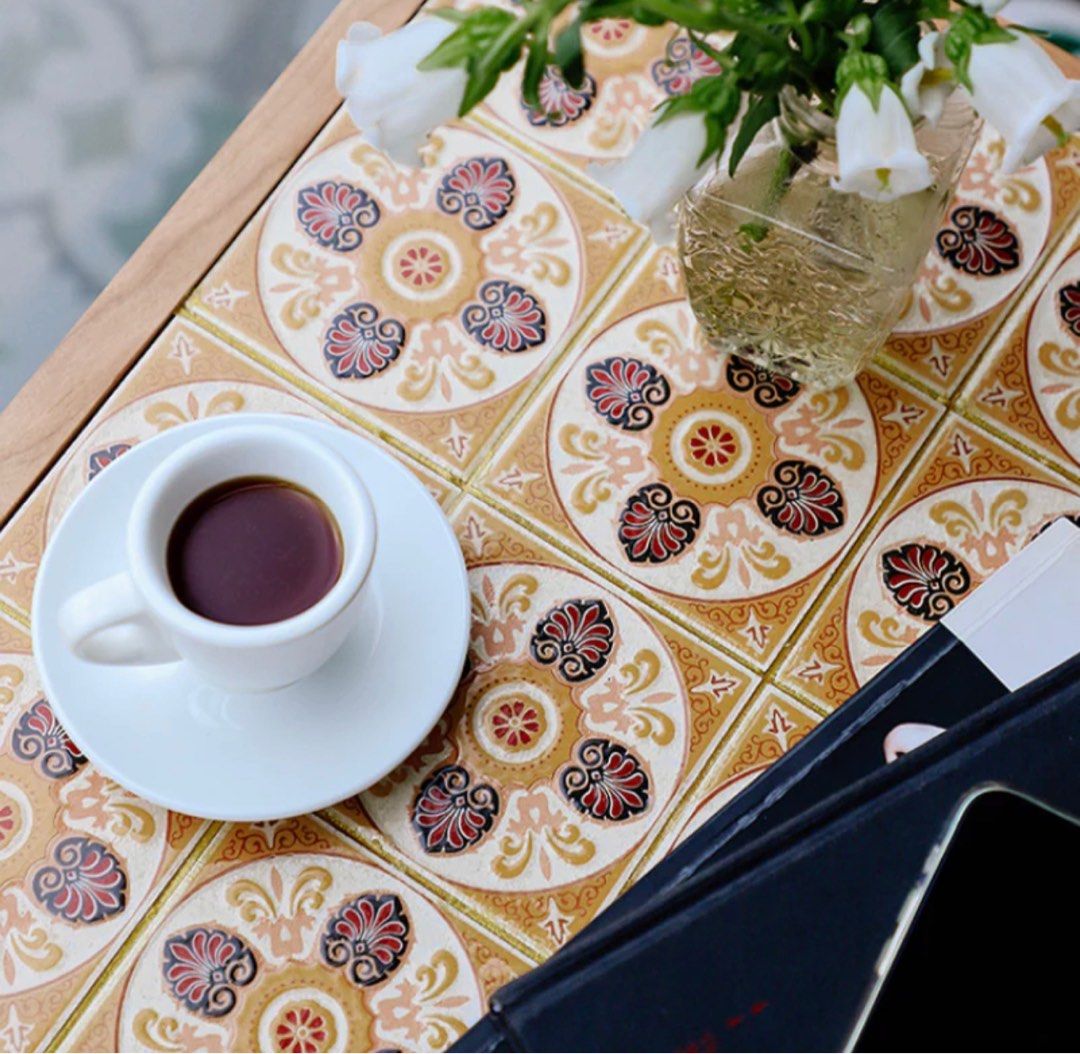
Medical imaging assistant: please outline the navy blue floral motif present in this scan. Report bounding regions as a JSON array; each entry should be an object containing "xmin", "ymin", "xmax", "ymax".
[
  {"xmin": 585, "ymin": 357, "xmax": 670, "ymax": 430},
  {"xmin": 462, "ymin": 280, "xmax": 546, "ymax": 353},
  {"xmin": 323, "ymin": 302, "xmax": 406, "ymax": 379},
  {"xmin": 436, "ymin": 157, "xmax": 515, "ymax": 230},
  {"xmin": 33, "ymin": 836, "xmax": 127, "ymax": 923},
  {"xmin": 162, "ymin": 927, "xmax": 257, "ymax": 1016},
  {"xmin": 296, "ymin": 180, "xmax": 380, "ymax": 251}
]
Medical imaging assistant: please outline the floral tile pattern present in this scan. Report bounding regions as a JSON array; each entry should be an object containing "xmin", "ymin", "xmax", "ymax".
[
  {"xmin": 329, "ymin": 497, "xmax": 757, "ymax": 956},
  {"xmin": 636, "ymin": 687, "xmax": 821, "ymax": 868},
  {"xmin": 960, "ymin": 218, "xmax": 1080, "ymax": 479},
  {"xmin": 468, "ymin": 11, "xmax": 725, "ymax": 172},
  {"xmin": 474, "ymin": 247, "xmax": 942, "ymax": 669},
  {"xmin": 5, "ymin": 35, "xmax": 1080, "ymax": 1051},
  {"xmin": 0, "ymin": 611, "xmax": 209, "ymax": 1054},
  {"xmin": 186, "ymin": 109, "xmax": 644, "ymax": 477},
  {"xmin": 776, "ymin": 415, "xmax": 1080, "ymax": 711},
  {"xmin": 60, "ymin": 814, "xmax": 532, "ymax": 1053},
  {"xmin": 0, "ymin": 319, "xmax": 454, "ymax": 617},
  {"xmin": 878, "ymin": 131, "xmax": 1080, "ymax": 397}
]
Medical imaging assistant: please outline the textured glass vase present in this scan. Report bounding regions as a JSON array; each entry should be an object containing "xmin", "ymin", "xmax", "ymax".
[{"xmin": 678, "ymin": 88, "xmax": 981, "ymax": 389}]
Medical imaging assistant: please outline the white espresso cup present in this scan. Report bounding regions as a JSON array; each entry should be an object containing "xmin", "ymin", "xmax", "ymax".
[{"xmin": 58, "ymin": 423, "xmax": 376, "ymax": 692}]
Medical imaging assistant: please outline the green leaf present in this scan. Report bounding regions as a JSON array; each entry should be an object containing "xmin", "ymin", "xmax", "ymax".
[
  {"xmin": 522, "ymin": 32, "xmax": 549, "ymax": 110},
  {"xmin": 419, "ymin": 9, "xmax": 515, "ymax": 71},
  {"xmin": 728, "ymin": 92, "xmax": 779, "ymax": 175},
  {"xmin": 554, "ymin": 18, "xmax": 585, "ymax": 89},
  {"xmin": 869, "ymin": 0, "xmax": 920, "ymax": 80}
]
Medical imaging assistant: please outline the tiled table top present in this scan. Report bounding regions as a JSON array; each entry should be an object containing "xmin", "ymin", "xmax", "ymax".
[{"xmin": 2, "ymin": 26, "xmax": 1079, "ymax": 1051}]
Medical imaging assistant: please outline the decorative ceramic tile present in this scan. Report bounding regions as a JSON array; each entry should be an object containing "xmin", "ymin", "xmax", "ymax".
[
  {"xmin": 960, "ymin": 219, "xmax": 1080, "ymax": 479},
  {"xmin": 474, "ymin": 247, "xmax": 943, "ymax": 669},
  {"xmin": 879, "ymin": 130, "xmax": 1080, "ymax": 397},
  {"xmin": 461, "ymin": 3, "xmax": 724, "ymax": 173},
  {"xmin": 0, "ymin": 610, "xmax": 209, "ymax": 1054},
  {"xmin": 60, "ymin": 814, "xmax": 532, "ymax": 1053},
  {"xmin": 634, "ymin": 686, "xmax": 821, "ymax": 869},
  {"xmin": 0, "ymin": 319, "xmax": 454, "ymax": 617},
  {"xmin": 776, "ymin": 415, "xmax": 1080, "ymax": 711},
  {"xmin": 185, "ymin": 109, "xmax": 644, "ymax": 477},
  {"xmin": 329, "ymin": 496, "xmax": 757, "ymax": 956}
]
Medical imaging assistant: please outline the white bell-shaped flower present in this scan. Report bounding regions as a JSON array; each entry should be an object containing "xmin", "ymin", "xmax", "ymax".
[
  {"xmin": 832, "ymin": 83, "xmax": 932, "ymax": 202},
  {"xmin": 336, "ymin": 18, "xmax": 467, "ymax": 166},
  {"xmin": 964, "ymin": 31, "xmax": 1080, "ymax": 173},
  {"xmin": 900, "ymin": 31, "xmax": 955, "ymax": 125},
  {"xmin": 587, "ymin": 111, "xmax": 710, "ymax": 244}
]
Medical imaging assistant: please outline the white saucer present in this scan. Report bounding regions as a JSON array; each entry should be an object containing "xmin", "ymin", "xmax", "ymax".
[{"xmin": 32, "ymin": 415, "xmax": 469, "ymax": 821}]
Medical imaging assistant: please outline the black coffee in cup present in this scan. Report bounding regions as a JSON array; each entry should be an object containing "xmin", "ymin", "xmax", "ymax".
[{"xmin": 166, "ymin": 477, "xmax": 342, "ymax": 625}]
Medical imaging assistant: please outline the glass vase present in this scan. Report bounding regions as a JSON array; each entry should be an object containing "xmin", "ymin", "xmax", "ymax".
[{"xmin": 677, "ymin": 88, "xmax": 981, "ymax": 389}]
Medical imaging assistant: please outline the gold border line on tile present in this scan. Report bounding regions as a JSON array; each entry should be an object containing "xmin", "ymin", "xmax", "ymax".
[
  {"xmin": 317, "ymin": 807, "xmax": 547, "ymax": 963},
  {"xmin": 44, "ymin": 820, "xmax": 224, "ymax": 1053},
  {"xmin": 745, "ymin": 406, "xmax": 958, "ymax": 708},
  {"xmin": 176, "ymin": 308, "xmax": 468, "ymax": 488},
  {"xmin": 944, "ymin": 209, "xmax": 1080, "ymax": 408},
  {"xmin": 0, "ymin": 596, "xmax": 30, "ymax": 628},
  {"xmin": 180, "ymin": 219, "xmax": 651, "ymax": 495},
  {"xmin": 463, "ymin": 478, "xmax": 764, "ymax": 671},
  {"xmin": 952, "ymin": 405, "xmax": 1080, "ymax": 486},
  {"xmin": 621, "ymin": 683, "xmax": 768, "ymax": 884},
  {"xmin": 462, "ymin": 236, "xmax": 653, "ymax": 489}
]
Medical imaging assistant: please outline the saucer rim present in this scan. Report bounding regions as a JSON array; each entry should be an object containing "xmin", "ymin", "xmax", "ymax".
[{"xmin": 31, "ymin": 414, "xmax": 470, "ymax": 821}]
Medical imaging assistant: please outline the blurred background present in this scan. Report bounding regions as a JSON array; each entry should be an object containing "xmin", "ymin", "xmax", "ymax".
[{"xmin": 0, "ymin": 0, "xmax": 1078, "ymax": 410}]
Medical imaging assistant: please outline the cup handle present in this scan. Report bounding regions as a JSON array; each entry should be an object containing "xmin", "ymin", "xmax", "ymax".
[{"xmin": 59, "ymin": 573, "xmax": 180, "ymax": 666}]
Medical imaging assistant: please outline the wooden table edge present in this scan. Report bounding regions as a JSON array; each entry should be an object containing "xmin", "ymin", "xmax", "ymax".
[
  {"xmin": 0, "ymin": 0, "xmax": 423, "ymax": 525},
  {"xmin": 0, "ymin": 14, "xmax": 1076, "ymax": 527}
]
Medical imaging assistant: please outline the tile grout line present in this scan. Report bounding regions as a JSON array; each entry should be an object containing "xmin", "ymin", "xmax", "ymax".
[
  {"xmin": 316, "ymin": 807, "xmax": 548, "ymax": 964},
  {"xmin": 621, "ymin": 684, "xmax": 770, "ymax": 885},
  {"xmin": 953, "ymin": 404, "xmax": 1080, "ymax": 485},
  {"xmin": 176, "ymin": 307, "xmax": 469, "ymax": 489},
  {"xmin": 44, "ymin": 820, "xmax": 225, "ymax": 1052}
]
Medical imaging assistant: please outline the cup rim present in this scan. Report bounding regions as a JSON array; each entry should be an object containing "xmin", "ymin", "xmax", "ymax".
[{"xmin": 127, "ymin": 423, "xmax": 376, "ymax": 646}]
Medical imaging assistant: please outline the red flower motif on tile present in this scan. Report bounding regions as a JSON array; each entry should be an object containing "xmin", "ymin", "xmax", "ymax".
[
  {"xmin": 162, "ymin": 927, "xmax": 257, "ymax": 1016},
  {"xmin": 491, "ymin": 699, "xmax": 542, "ymax": 748},
  {"xmin": 275, "ymin": 1005, "xmax": 330, "ymax": 1053},
  {"xmin": 757, "ymin": 460, "xmax": 845, "ymax": 536},
  {"xmin": 412, "ymin": 765, "xmax": 500, "ymax": 854},
  {"xmin": 688, "ymin": 422, "xmax": 738, "ymax": 468},
  {"xmin": 88, "ymin": 442, "xmax": 132, "ymax": 481},
  {"xmin": 585, "ymin": 356, "xmax": 671, "ymax": 430},
  {"xmin": 436, "ymin": 157, "xmax": 516, "ymax": 231},
  {"xmin": 651, "ymin": 36, "xmax": 724, "ymax": 97},
  {"xmin": 561, "ymin": 738, "xmax": 650, "ymax": 821},
  {"xmin": 0, "ymin": 803, "xmax": 16, "ymax": 845},
  {"xmin": 397, "ymin": 243, "xmax": 445, "ymax": 288},
  {"xmin": 725, "ymin": 354, "xmax": 802, "ymax": 408},
  {"xmin": 321, "ymin": 892, "xmax": 410, "ymax": 986},
  {"xmin": 882, "ymin": 543, "xmax": 971, "ymax": 621},
  {"xmin": 323, "ymin": 302, "xmax": 406, "ymax": 380},
  {"xmin": 587, "ymin": 18, "xmax": 634, "ymax": 44},
  {"xmin": 530, "ymin": 598, "xmax": 615, "ymax": 682},
  {"xmin": 32, "ymin": 836, "xmax": 127, "ymax": 924},
  {"xmin": 296, "ymin": 180, "xmax": 380, "ymax": 252},
  {"xmin": 11, "ymin": 698, "xmax": 86, "ymax": 779},
  {"xmin": 462, "ymin": 280, "xmax": 547, "ymax": 353},
  {"xmin": 1058, "ymin": 281, "xmax": 1080, "ymax": 338},
  {"xmin": 617, "ymin": 483, "xmax": 701, "ymax": 563},
  {"xmin": 936, "ymin": 205, "xmax": 1020, "ymax": 277},
  {"xmin": 523, "ymin": 66, "xmax": 597, "ymax": 127}
]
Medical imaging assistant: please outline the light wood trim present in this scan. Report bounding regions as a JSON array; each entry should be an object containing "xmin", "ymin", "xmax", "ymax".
[{"xmin": 0, "ymin": 0, "xmax": 422, "ymax": 523}]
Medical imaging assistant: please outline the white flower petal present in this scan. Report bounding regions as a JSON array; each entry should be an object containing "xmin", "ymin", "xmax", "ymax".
[
  {"xmin": 336, "ymin": 17, "xmax": 467, "ymax": 165},
  {"xmin": 587, "ymin": 112, "xmax": 709, "ymax": 245},
  {"xmin": 965, "ymin": 32, "xmax": 1080, "ymax": 173},
  {"xmin": 833, "ymin": 85, "xmax": 932, "ymax": 202}
]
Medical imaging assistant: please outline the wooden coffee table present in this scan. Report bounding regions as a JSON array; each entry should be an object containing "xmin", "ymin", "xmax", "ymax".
[{"xmin": 0, "ymin": 4, "xmax": 1077, "ymax": 1050}]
